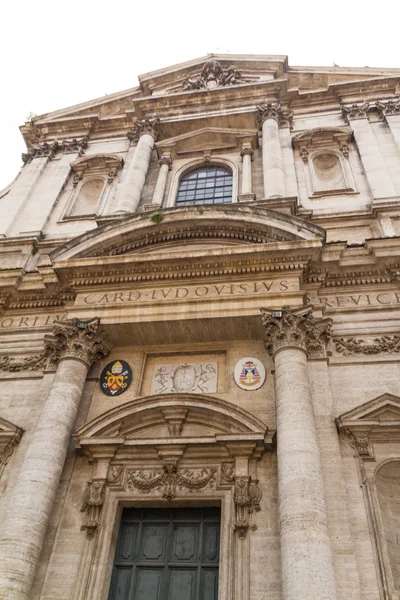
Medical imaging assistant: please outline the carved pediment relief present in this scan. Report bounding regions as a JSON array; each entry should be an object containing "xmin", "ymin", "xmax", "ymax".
[
  {"xmin": 50, "ymin": 206, "xmax": 325, "ymax": 262},
  {"xmin": 156, "ymin": 127, "xmax": 258, "ymax": 160}
]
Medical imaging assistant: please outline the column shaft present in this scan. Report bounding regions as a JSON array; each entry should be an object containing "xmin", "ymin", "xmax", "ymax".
[
  {"xmin": 274, "ymin": 346, "xmax": 337, "ymax": 600},
  {"xmin": 115, "ymin": 132, "xmax": 155, "ymax": 214},
  {"xmin": 0, "ymin": 359, "xmax": 88, "ymax": 600},
  {"xmin": 151, "ymin": 155, "xmax": 171, "ymax": 207},
  {"xmin": 241, "ymin": 152, "xmax": 252, "ymax": 195},
  {"xmin": 262, "ymin": 118, "xmax": 285, "ymax": 198}
]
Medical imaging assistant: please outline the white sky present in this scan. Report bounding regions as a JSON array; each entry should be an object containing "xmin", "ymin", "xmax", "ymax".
[{"xmin": 1, "ymin": 0, "xmax": 398, "ymax": 190}]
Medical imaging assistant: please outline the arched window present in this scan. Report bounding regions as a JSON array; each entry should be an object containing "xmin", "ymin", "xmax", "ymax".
[{"xmin": 176, "ymin": 165, "xmax": 233, "ymax": 206}]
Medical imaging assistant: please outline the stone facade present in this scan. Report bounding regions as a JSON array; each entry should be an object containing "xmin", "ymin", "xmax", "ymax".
[{"xmin": 0, "ymin": 54, "xmax": 400, "ymax": 600}]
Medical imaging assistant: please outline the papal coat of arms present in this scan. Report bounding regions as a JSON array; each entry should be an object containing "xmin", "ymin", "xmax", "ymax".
[
  {"xmin": 234, "ymin": 358, "xmax": 266, "ymax": 391},
  {"xmin": 100, "ymin": 360, "xmax": 132, "ymax": 396}
]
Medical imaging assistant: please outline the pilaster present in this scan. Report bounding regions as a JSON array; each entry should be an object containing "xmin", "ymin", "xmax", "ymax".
[
  {"xmin": 257, "ymin": 102, "xmax": 293, "ymax": 199},
  {"xmin": 341, "ymin": 103, "xmax": 397, "ymax": 200}
]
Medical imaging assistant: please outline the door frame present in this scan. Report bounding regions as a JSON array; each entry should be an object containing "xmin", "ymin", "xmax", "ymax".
[{"xmin": 74, "ymin": 491, "xmax": 243, "ymax": 600}]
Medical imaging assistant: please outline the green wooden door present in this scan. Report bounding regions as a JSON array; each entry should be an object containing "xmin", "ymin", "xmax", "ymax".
[{"xmin": 108, "ymin": 507, "xmax": 220, "ymax": 600}]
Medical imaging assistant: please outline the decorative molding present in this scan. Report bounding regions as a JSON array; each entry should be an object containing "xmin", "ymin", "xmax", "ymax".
[
  {"xmin": 334, "ymin": 335, "xmax": 400, "ymax": 356},
  {"xmin": 91, "ymin": 223, "xmax": 295, "ymax": 258},
  {"xmin": 220, "ymin": 462, "xmax": 235, "ymax": 485},
  {"xmin": 240, "ymin": 145, "xmax": 254, "ymax": 160},
  {"xmin": 61, "ymin": 137, "xmax": 88, "ymax": 155},
  {"xmin": 127, "ymin": 118, "xmax": 160, "ymax": 144},
  {"xmin": 233, "ymin": 476, "xmax": 262, "ymax": 539},
  {"xmin": 348, "ymin": 433, "xmax": 374, "ymax": 459},
  {"xmin": 376, "ymin": 99, "xmax": 400, "ymax": 117},
  {"xmin": 161, "ymin": 408, "xmax": 189, "ymax": 437},
  {"xmin": 181, "ymin": 59, "xmax": 251, "ymax": 91},
  {"xmin": 80, "ymin": 480, "xmax": 106, "ymax": 539},
  {"xmin": 339, "ymin": 141, "xmax": 350, "ymax": 157},
  {"xmin": 66, "ymin": 255, "xmax": 311, "ymax": 288},
  {"xmin": 21, "ymin": 137, "xmax": 88, "ymax": 165},
  {"xmin": 44, "ymin": 317, "xmax": 111, "ymax": 368},
  {"xmin": 257, "ymin": 102, "xmax": 293, "ymax": 129},
  {"xmin": 0, "ymin": 418, "xmax": 23, "ymax": 480},
  {"xmin": 107, "ymin": 464, "xmax": 124, "ymax": 485},
  {"xmin": 0, "ymin": 353, "xmax": 47, "ymax": 373},
  {"xmin": 22, "ymin": 141, "xmax": 59, "ymax": 164},
  {"xmin": 158, "ymin": 153, "xmax": 173, "ymax": 169},
  {"xmin": 260, "ymin": 304, "xmax": 332, "ymax": 358},
  {"xmin": 7, "ymin": 289, "xmax": 75, "ymax": 310},
  {"xmin": 71, "ymin": 153, "xmax": 124, "ymax": 177},
  {"xmin": 126, "ymin": 460, "xmax": 216, "ymax": 501},
  {"xmin": 341, "ymin": 102, "xmax": 370, "ymax": 122},
  {"xmin": 299, "ymin": 146, "xmax": 309, "ymax": 162}
]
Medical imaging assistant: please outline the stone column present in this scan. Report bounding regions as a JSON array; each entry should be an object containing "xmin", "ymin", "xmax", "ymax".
[
  {"xmin": 0, "ymin": 318, "xmax": 111, "ymax": 600},
  {"xmin": 342, "ymin": 103, "xmax": 397, "ymax": 200},
  {"xmin": 376, "ymin": 99, "xmax": 400, "ymax": 155},
  {"xmin": 260, "ymin": 305, "xmax": 337, "ymax": 600},
  {"xmin": 149, "ymin": 152, "xmax": 172, "ymax": 208},
  {"xmin": 238, "ymin": 143, "xmax": 255, "ymax": 202},
  {"xmin": 114, "ymin": 118, "xmax": 160, "ymax": 214},
  {"xmin": 257, "ymin": 102, "xmax": 292, "ymax": 199}
]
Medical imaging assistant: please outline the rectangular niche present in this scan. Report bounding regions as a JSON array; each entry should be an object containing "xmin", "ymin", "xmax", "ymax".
[{"xmin": 141, "ymin": 351, "xmax": 226, "ymax": 396}]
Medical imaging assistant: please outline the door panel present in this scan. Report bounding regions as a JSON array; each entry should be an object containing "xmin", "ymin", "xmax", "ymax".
[
  {"xmin": 172, "ymin": 525, "xmax": 198, "ymax": 561},
  {"xmin": 135, "ymin": 569, "xmax": 163, "ymax": 600},
  {"xmin": 109, "ymin": 508, "xmax": 220, "ymax": 600},
  {"xmin": 141, "ymin": 524, "xmax": 168, "ymax": 561},
  {"xmin": 168, "ymin": 569, "xmax": 197, "ymax": 600}
]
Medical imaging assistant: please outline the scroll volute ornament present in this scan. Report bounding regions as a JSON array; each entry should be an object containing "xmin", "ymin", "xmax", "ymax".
[
  {"xmin": 260, "ymin": 305, "xmax": 332, "ymax": 358},
  {"xmin": 44, "ymin": 317, "xmax": 111, "ymax": 368}
]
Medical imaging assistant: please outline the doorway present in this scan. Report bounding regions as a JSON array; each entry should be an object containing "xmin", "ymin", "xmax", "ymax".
[{"xmin": 108, "ymin": 507, "xmax": 220, "ymax": 600}]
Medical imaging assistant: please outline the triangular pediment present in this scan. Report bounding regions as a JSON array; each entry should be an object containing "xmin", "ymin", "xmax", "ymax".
[
  {"xmin": 337, "ymin": 394, "xmax": 400, "ymax": 429},
  {"xmin": 156, "ymin": 127, "xmax": 258, "ymax": 158},
  {"xmin": 21, "ymin": 54, "xmax": 400, "ymax": 146}
]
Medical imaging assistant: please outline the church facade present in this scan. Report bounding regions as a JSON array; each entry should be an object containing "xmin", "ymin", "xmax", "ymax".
[{"xmin": 0, "ymin": 54, "xmax": 400, "ymax": 600}]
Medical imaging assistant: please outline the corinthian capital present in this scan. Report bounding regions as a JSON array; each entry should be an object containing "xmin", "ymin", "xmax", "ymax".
[
  {"xmin": 341, "ymin": 102, "xmax": 370, "ymax": 122},
  {"xmin": 44, "ymin": 317, "xmax": 111, "ymax": 368},
  {"xmin": 257, "ymin": 102, "xmax": 293, "ymax": 129},
  {"xmin": 127, "ymin": 118, "xmax": 160, "ymax": 144},
  {"xmin": 376, "ymin": 99, "xmax": 400, "ymax": 117},
  {"xmin": 260, "ymin": 305, "xmax": 332, "ymax": 358}
]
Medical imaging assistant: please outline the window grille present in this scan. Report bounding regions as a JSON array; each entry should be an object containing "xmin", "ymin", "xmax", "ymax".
[{"xmin": 176, "ymin": 166, "xmax": 233, "ymax": 206}]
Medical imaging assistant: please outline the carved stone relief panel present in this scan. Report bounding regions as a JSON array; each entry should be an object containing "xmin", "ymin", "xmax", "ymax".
[
  {"xmin": 141, "ymin": 352, "xmax": 225, "ymax": 395},
  {"xmin": 150, "ymin": 361, "xmax": 218, "ymax": 394}
]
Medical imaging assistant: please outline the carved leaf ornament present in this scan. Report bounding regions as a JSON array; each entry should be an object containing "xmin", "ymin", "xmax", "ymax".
[{"xmin": 260, "ymin": 305, "xmax": 332, "ymax": 358}]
